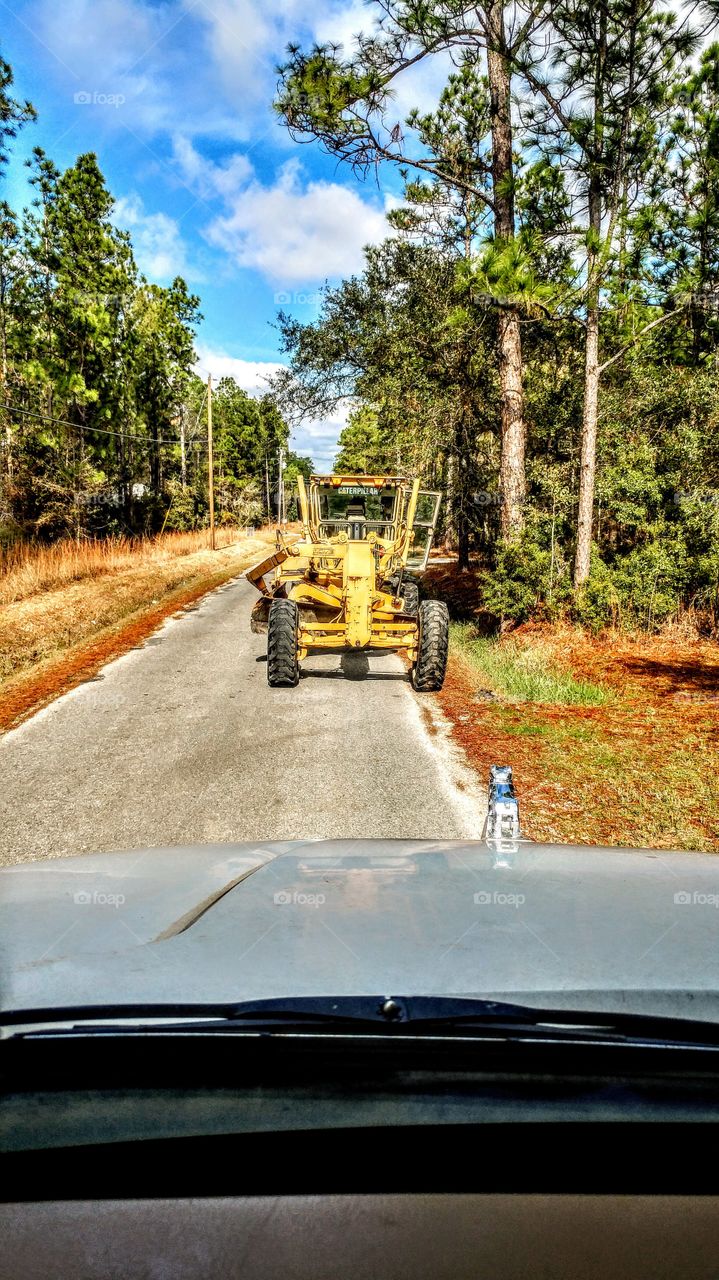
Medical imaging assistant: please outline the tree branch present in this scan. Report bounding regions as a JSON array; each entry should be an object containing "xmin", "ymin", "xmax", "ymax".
[
  {"xmin": 363, "ymin": 119, "xmax": 498, "ymax": 213},
  {"xmin": 511, "ymin": 59, "xmax": 584, "ymax": 148},
  {"xmin": 597, "ymin": 306, "xmax": 686, "ymax": 374}
]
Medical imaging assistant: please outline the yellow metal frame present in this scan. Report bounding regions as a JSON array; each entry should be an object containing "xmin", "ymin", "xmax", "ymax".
[{"xmin": 247, "ymin": 474, "xmax": 427, "ymax": 660}]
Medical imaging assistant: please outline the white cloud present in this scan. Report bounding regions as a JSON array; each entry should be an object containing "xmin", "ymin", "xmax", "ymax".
[
  {"xmin": 113, "ymin": 194, "xmax": 201, "ymax": 283},
  {"xmin": 194, "ymin": 345, "xmax": 283, "ymax": 393},
  {"xmin": 195, "ymin": 345, "xmax": 349, "ymax": 468},
  {"xmin": 292, "ymin": 400, "xmax": 352, "ymax": 469},
  {"xmin": 191, "ymin": 0, "xmax": 305, "ymax": 113},
  {"xmin": 33, "ymin": 0, "xmax": 185, "ymax": 132},
  {"xmin": 34, "ymin": 0, "xmax": 158, "ymax": 87},
  {"xmin": 390, "ymin": 49, "xmax": 456, "ymax": 123},
  {"xmin": 207, "ymin": 159, "xmax": 391, "ymax": 284},
  {"xmin": 171, "ymin": 136, "xmax": 253, "ymax": 200},
  {"xmin": 313, "ymin": 1, "xmax": 379, "ymax": 52},
  {"xmin": 30, "ymin": 0, "xmax": 450, "ymax": 142},
  {"xmin": 292, "ymin": 420, "xmax": 341, "ymax": 469},
  {"xmin": 174, "ymin": 142, "xmax": 393, "ymax": 286}
]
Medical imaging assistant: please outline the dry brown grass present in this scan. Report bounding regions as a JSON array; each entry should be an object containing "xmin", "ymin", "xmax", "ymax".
[
  {"xmin": 0, "ymin": 527, "xmax": 262, "ymax": 607},
  {"xmin": 0, "ymin": 531, "xmax": 274, "ymax": 693}
]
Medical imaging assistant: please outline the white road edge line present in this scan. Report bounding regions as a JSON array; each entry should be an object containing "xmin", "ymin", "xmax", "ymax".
[{"xmin": 400, "ymin": 680, "xmax": 488, "ymax": 839}]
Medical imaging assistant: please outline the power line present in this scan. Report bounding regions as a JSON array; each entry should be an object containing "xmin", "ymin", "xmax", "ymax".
[{"xmin": 1, "ymin": 402, "xmax": 209, "ymax": 448}]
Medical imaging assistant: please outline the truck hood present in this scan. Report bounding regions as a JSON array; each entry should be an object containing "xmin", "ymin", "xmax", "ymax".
[{"xmin": 3, "ymin": 839, "xmax": 719, "ymax": 1021}]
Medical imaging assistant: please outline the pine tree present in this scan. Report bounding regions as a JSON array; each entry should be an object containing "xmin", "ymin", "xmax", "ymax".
[
  {"xmin": 275, "ymin": 2, "xmax": 553, "ymax": 539},
  {"xmin": 518, "ymin": 0, "xmax": 698, "ymax": 586}
]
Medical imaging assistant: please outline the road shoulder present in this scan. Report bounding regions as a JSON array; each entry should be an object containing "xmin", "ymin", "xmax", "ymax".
[{"xmin": 0, "ymin": 535, "xmax": 272, "ymax": 733}]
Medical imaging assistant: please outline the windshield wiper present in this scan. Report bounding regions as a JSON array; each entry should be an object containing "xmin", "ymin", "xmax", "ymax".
[{"xmin": 7, "ymin": 995, "xmax": 719, "ymax": 1048}]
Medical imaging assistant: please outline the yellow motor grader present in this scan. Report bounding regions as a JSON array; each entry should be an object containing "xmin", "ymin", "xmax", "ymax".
[{"xmin": 246, "ymin": 474, "xmax": 449, "ymax": 690}]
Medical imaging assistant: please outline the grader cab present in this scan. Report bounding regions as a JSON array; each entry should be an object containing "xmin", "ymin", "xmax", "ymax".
[{"xmin": 246, "ymin": 475, "xmax": 449, "ymax": 690}]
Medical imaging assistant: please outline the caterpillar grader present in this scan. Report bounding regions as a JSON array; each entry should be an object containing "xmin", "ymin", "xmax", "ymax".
[{"xmin": 246, "ymin": 474, "xmax": 449, "ymax": 690}]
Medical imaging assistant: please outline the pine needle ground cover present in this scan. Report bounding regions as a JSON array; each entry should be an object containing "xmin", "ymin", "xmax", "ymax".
[{"xmin": 442, "ymin": 622, "xmax": 719, "ymax": 852}]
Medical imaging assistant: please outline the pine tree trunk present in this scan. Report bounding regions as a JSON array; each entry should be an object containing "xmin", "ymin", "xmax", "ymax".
[
  {"xmin": 574, "ymin": 10, "xmax": 607, "ymax": 590},
  {"xmin": 445, "ymin": 440, "xmax": 457, "ymax": 555},
  {"xmin": 0, "ymin": 316, "xmax": 11, "ymax": 492},
  {"xmin": 454, "ymin": 414, "xmax": 471, "ymax": 570},
  {"xmin": 574, "ymin": 292, "xmax": 599, "ymax": 587},
  {"xmin": 497, "ymin": 308, "xmax": 525, "ymax": 537},
  {"xmin": 486, "ymin": 1, "xmax": 526, "ymax": 539}
]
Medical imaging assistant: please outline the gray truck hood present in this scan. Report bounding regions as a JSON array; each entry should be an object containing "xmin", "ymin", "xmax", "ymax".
[{"xmin": 2, "ymin": 840, "xmax": 719, "ymax": 1021}]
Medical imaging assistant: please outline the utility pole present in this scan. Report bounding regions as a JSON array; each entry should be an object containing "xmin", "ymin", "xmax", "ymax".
[
  {"xmin": 277, "ymin": 446, "xmax": 284, "ymax": 525},
  {"xmin": 207, "ymin": 374, "xmax": 215, "ymax": 550},
  {"xmin": 265, "ymin": 455, "xmax": 271, "ymax": 523}
]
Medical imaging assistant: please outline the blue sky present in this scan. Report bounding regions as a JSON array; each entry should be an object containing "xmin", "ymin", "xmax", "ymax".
[{"xmin": 0, "ymin": 0, "xmax": 450, "ymax": 467}]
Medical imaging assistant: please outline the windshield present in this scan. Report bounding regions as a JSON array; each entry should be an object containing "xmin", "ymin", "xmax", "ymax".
[
  {"xmin": 318, "ymin": 486, "xmax": 393, "ymax": 520},
  {"xmin": 1, "ymin": 4, "xmax": 719, "ymax": 1049},
  {"xmin": 316, "ymin": 484, "xmax": 398, "ymax": 536}
]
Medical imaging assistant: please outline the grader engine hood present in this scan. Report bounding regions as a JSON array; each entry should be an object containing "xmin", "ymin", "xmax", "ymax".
[{"xmin": 343, "ymin": 540, "xmax": 375, "ymax": 648}]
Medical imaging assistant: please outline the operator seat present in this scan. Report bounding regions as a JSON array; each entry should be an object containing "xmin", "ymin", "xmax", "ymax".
[{"xmin": 346, "ymin": 502, "xmax": 367, "ymax": 541}]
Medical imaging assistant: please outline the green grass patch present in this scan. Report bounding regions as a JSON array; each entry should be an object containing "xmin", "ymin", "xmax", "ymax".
[
  {"xmin": 500, "ymin": 722, "xmax": 550, "ymax": 736},
  {"xmin": 450, "ymin": 623, "xmax": 614, "ymax": 707}
]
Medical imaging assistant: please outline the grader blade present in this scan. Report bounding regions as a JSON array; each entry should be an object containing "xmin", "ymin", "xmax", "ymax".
[{"xmin": 244, "ymin": 548, "xmax": 289, "ymax": 596}]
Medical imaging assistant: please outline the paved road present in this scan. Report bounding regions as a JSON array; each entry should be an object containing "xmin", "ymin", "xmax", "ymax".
[{"xmin": 0, "ymin": 576, "xmax": 487, "ymax": 865}]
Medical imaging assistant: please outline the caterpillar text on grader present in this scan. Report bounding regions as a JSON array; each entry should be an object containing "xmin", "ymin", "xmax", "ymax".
[{"xmin": 246, "ymin": 475, "xmax": 449, "ymax": 690}]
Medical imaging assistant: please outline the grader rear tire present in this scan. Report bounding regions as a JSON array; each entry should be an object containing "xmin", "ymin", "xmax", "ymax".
[
  {"xmin": 412, "ymin": 600, "xmax": 449, "ymax": 692},
  {"xmin": 267, "ymin": 598, "xmax": 299, "ymax": 687}
]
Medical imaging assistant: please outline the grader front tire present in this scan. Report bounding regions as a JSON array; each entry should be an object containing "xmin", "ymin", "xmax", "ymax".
[
  {"xmin": 412, "ymin": 600, "xmax": 449, "ymax": 692},
  {"xmin": 267, "ymin": 598, "xmax": 299, "ymax": 687}
]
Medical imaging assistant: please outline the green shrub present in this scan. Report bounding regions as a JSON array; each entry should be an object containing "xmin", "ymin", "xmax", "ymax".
[
  {"xmin": 609, "ymin": 540, "xmax": 687, "ymax": 627},
  {"xmin": 573, "ymin": 551, "xmax": 621, "ymax": 631},
  {"xmin": 482, "ymin": 531, "xmax": 571, "ymax": 624}
]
